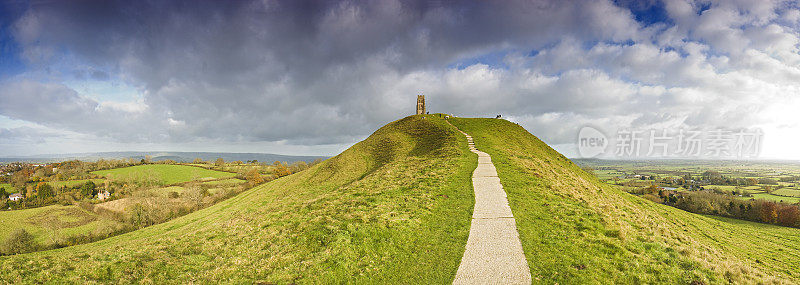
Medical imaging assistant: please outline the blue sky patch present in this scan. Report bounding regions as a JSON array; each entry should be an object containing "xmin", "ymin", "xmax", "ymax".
[
  {"xmin": 448, "ymin": 49, "xmax": 514, "ymax": 70},
  {"xmin": 614, "ymin": 0, "xmax": 673, "ymax": 27},
  {"xmin": 0, "ymin": 2, "xmax": 26, "ymax": 78}
]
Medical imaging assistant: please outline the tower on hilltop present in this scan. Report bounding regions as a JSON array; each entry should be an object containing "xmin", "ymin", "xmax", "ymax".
[{"xmin": 416, "ymin": 94, "xmax": 426, "ymax": 115}]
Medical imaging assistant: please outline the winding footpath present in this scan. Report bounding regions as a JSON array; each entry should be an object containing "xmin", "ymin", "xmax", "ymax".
[{"xmin": 451, "ymin": 124, "xmax": 532, "ymax": 284}]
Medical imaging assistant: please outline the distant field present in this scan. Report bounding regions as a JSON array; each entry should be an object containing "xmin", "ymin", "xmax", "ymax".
[
  {"xmin": 218, "ymin": 164, "xmax": 275, "ymax": 174},
  {"xmin": 576, "ymin": 159, "xmax": 800, "ymax": 205},
  {"xmin": 201, "ymin": 178, "xmax": 245, "ymax": 186},
  {"xmin": 744, "ymin": 193, "xmax": 800, "ymax": 203},
  {"xmin": 575, "ymin": 159, "xmax": 800, "ymax": 181},
  {"xmin": 186, "ymin": 163, "xmax": 274, "ymax": 173},
  {"xmin": 592, "ymin": 169, "xmax": 624, "ymax": 180},
  {"xmin": 707, "ymin": 185, "xmax": 737, "ymax": 191},
  {"xmin": 692, "ymin": 185, "xmax": 800, "ymax": 202},
  {"xmin": 772, "ymin": 188, "xmax": 800, "ymax": 197},
  {"xmin": 144, "ymin": 186, "xmax": 186, "ymax": 197},
  {"xmin": 185, "ymin": 163, "xmax": 209, "ymax": 168},
  {"xmin": 47, "ymin": 179, "xmax": 105, "ymax": 189},
  {"xmin": 92, "ymin": 164, "xmax": 235, "ymax": 185},
  {"xmin": 0, "ymin": 183, "xmax": 15, "ymax": 193}
]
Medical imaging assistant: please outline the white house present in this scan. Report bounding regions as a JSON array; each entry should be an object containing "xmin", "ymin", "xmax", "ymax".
[
  {"xmin": 97, "ymin": 190, "xmax": 111, "ymax": 200},
  {"xmin": 8, "ymin": 193, "xmax": 23, "ymax": 201}
]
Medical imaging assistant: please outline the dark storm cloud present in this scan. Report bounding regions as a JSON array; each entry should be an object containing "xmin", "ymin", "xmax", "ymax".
[
  {"xmin": 3, "ymin": 0, "xmax": 643, "ymax": 145},
  {"xmin": 0, "ymin": 79, "xmax": 165, "ymax": 141},
  {"xmin": 1, "ymin": 0, "xmax": 799, "ymax": 155}
]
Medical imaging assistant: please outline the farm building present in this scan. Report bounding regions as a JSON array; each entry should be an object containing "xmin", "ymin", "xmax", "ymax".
[
  {"xmin": 8, "ymin": 193, "xmax": 23, "ymax": 201},
  {"xmin": 97, "ymin": 190, "xmax": 111, "ymax": 200}
]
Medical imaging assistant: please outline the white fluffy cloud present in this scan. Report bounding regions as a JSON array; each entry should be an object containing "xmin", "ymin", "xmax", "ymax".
[{"xmin": 1, "ymin": 0, "xmax": 799, "ymax": 158}]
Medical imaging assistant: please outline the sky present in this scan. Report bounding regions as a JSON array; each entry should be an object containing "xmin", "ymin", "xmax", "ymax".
[{"xmin": 0, "ymin": 0, "xmax": 799, "ymax": 159}]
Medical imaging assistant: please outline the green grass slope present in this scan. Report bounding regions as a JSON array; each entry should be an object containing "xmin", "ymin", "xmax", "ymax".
[
  {"xmin": 0, "ymin": 115, "xmax": 475, "ymax": 283},
  {"xmin": 47, "ymin": 179, "xmax": 105, "ymax": 189},
  {"xmin": 0, "ymin": 204, "xmax": 124, "ymax": 245},
  {"xmin": 450, "ymin": 118, "xmax": 800, "ymax": 284},
  {"xmin": 0, "ymin": 183, "xmax": 15, "ymax": 193},
  {"xmin": 92, "ymin": 164, "xmax": 236, "ymax": 185}
]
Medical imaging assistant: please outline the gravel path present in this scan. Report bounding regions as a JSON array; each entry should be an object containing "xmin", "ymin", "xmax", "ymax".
[{"xmin": 451, "ymin": 125, "xmax": 532, "ymax": 284}]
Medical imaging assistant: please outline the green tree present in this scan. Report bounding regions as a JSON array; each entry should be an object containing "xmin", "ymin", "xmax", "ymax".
[
  {"xmin": 3, "ymin": 228, "xmax": 38, "ymax": 254},
  {"xmin": 760, "ymin": 201, "xmax": 779, "ymax": 224},
  {"xmin": 127, "ymin": 203, "xmax": 153, "ymax": 228},
  {"xmin": 272, "ymin": 161, "xmax": 292, "ymax": 177},
  {"xmin": 11, "ymin": 171, "xmax": 29, "ymax": 190},
  {"xmin": 215, "ymin": 158, "xmax": 225, "ymax": 167},
  {"xmin": 245, "ymin": 168, "xmax": 265, "ymax": 185},
  {"xmin": 36, "ymin": 183, "xmax": 55, "ymax": 198},
  {"xmin": 777, "ymin": 205, "xmax": 800, "ymax": 227},
  {"xmin": 81, "ymin": 181, "xmax": 97, "ymax": 198}
]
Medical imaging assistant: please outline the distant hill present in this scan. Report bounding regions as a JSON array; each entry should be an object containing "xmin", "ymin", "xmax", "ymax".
[
  {"xmin": 0, "ymin": 151, "xmax": 328, "ymax": 164},
  {"xmin": 2, "ymin": 115, "xmax": 799, "ymax": 283}
]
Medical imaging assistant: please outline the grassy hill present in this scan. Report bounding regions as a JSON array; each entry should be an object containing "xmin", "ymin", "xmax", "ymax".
[
  {"xmin": 0, "ymin": 115, "xmax": 476, "ymax": 283},
  {"xmin": 2, "ymin": 115, "xmax": 799, "ymax": 283}
]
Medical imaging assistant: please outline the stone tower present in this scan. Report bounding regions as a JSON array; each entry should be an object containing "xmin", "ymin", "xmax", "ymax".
[{"xmin": 416, "ymin": 94, "xmax": 426, "ymax": 115}]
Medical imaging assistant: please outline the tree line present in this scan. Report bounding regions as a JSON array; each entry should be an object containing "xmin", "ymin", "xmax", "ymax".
[{"xmin": 643, "ymin": 186, "xmax": 800, "ymax": 228}]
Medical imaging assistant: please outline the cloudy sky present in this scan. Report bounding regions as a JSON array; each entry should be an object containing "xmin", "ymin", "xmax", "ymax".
[{"xmin": 0, "ymin": 0, "xmax": 799, "ymax": 159}]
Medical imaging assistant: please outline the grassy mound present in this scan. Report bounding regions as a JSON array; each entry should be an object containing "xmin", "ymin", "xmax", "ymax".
[
  {"xmin": 0, "ymin": 204, "xmax": 125, "ymax": 246},
  {"xmin": 449, "ymin": 118, "xmax": 800, "ymax": 284},
  {"xmin": 0, "ymin": 115, "xmax": 475, "ymax": 283}
]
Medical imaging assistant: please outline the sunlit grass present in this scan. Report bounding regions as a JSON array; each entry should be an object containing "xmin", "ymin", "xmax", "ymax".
[
  {"xmin": 0, "ymin": 204, "xmax": 124, "ymax": 245},
  {"xmin": 47, "ymin": 179, "xmax": 105, "ymax": 189},
  {"xmin": 450, "ymin": 117, "xmax": 800, "ymax": 284},
  {"xmin": 92, "ymin": 164, "xmax": 236, "ymax": 185}
]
